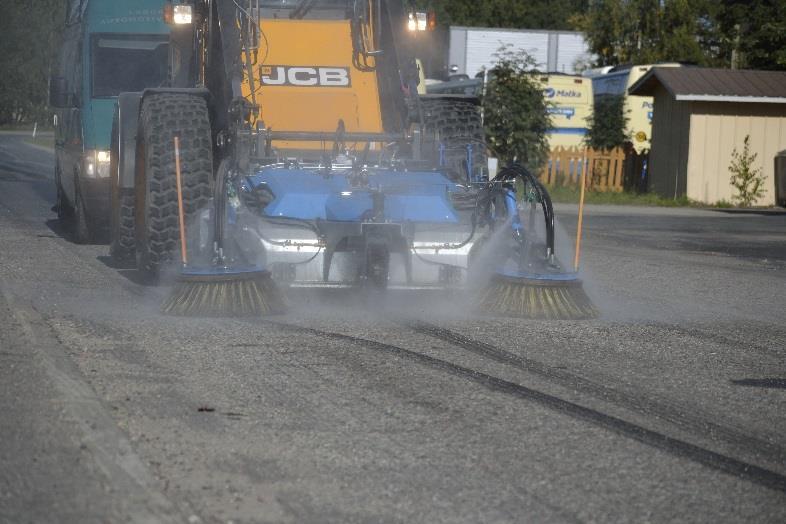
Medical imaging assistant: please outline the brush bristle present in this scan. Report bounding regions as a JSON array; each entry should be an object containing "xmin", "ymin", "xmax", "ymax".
[
  {"xmin": 475, "ymin": 274, "xmax": 598, "ymax": 320},
  {"xmin": 162, "ymin": 271, "xmax": 287, "ymax": 317}
]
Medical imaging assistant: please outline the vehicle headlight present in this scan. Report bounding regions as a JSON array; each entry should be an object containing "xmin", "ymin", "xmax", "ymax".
[
  {"xmin": 84, "ymin": 150, "xmax": 110, "ymax": 179},
  {"xmin": 407, "ymin": 12, "xmax": 430, "ymax": 32},
  {"xmin": 165, "ymin": 3, "xmax": 193, "ymax": 25},
  {"xmin": 407, "ymin": 13, "xmax": 417, "ymax": 32},
  {"xmin": 173, "ymin": 5, "xmax": 193, "ymax": 24}
]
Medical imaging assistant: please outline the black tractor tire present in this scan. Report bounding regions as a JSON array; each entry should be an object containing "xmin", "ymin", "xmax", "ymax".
[
  {"xmin": 134, "ymin": 94, "xmax": 212, "ymax": 281},
  {"xmin": 420, "ymin": 98, "xmax": 488, "ymax": 183},
  {"xmin": 111, "ymin": 190, "xmax": 136, "ymax": 260},
  {"xmin": 109, "ymin": 111, "xmax": 135, "ymax": 261}
]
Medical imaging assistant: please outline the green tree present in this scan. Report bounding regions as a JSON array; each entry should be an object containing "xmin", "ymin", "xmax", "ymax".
[
  {"xmin": 574, "ymin": 0, "xmax": 712, "ymax": 66},
  {"xmin": 659, "ymin": 0, "xmax": 708, "ymax": 64},
  {"xmin": 482, "ymin": 46, "xmax": 551, "ymax": 172},
  {"xmin": 584, "ymin": 95, "xmax": 629, "ymax": 149},
  {"xmin": 713, "ymin": 1, "xmax": 786, "ymax": 70},
  {"xmin": 569, "ymin": 0, "xmax": 629, "ymax": 66},
  {"xmin": 0, "ymin": 0, "xmax": 65, "ymax": 125},
  {"xmin": 418, "ymin": 0, "xmax": 589, "ymax": 31},
  {"xmin": 413, "ymin": 0, "xmax": 786, "ymax": 75}
]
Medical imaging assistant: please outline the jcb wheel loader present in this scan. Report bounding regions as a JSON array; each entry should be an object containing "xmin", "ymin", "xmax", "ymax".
[{"xmin": 110, "ymin": 0, "xmax": 593, "ymax": 319}]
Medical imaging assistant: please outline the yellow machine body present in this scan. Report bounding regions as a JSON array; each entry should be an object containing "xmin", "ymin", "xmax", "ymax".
[{"xmin": 241, "ymin": 19, "xmax": 385, "ymax": 151}]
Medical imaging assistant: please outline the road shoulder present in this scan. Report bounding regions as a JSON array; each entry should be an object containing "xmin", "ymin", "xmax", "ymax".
[{"xmin": 0, "ymin": 285, "xmax": 184, "ymax": 524}]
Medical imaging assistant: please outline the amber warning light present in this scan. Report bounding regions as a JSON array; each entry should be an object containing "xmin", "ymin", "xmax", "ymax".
[{"xmin": 427, "ymin": 11, "xmax": 437, "ymax": 30}]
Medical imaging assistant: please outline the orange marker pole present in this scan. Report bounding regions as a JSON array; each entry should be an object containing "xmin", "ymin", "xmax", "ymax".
[
  {"xmin": 174, "ymin": 136, "xmax": 188, "ymax": 266},
  {"xmin": 574, "ymin": 152, "xmax": 587, "ymax": 272}
]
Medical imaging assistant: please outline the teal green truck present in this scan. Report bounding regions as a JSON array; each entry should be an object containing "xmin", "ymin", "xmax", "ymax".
[{"xmin": 49, "ymin": 0, "xmax": 189, "ymax": 242}]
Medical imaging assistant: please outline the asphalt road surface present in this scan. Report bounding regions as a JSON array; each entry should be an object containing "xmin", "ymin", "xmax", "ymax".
[{"xmin": 1, "ymin": 132, "xmax": 785, "ymax": 523}]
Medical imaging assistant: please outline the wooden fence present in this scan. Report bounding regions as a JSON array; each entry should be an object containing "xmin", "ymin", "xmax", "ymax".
[{"xmin": 539, "ymin": 146, "xmax": 626, "ymax": 192}]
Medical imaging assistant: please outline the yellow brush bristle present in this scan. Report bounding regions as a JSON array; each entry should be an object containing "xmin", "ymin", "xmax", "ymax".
[
  {"xmin": 162, "ymin": 272, "xmax": 287, "ymax": 317},
  {"xmin": 475, "ymin": 275, "xmax": 598, "ymax": 320}
]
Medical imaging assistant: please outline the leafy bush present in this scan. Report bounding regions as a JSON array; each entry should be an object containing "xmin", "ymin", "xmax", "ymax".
[
  {"xmin": 482, "ymin": 46, "xmax": 551, "ymax": 173},
  {"xmin": 585, "ymin": 95, "xmax": 629, "ymax": 150},
  {"xmin": 729, "ymin": 135, "xmax": 767, "ymax": 207}
]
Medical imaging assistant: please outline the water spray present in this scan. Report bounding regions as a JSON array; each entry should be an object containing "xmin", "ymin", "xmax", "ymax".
[
  {"xmin": 161, "ymin": 137, "xmax": 286, "ymax": 317},
  {"xmin": 473, "ymin": 163, "xmax": 598, "ymax": 320}
]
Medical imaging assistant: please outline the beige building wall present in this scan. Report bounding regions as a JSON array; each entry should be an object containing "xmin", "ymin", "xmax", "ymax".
[
  {"xmin": 687, "ymin": 103, "xmax": 786, "ymax": 206},
  {"xmin": 648, "ymin": 85, "xmax": 691, "ymax": 199}
]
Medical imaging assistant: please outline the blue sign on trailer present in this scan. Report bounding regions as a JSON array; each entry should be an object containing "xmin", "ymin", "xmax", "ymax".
[{"xmin": 51, "ymin": 0, "xmax": 172, "ymax": 242}]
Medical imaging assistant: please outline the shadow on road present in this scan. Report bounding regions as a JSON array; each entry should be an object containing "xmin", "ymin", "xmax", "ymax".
[
  {"xmin": 45, "ymin": 217, "xmax": 74, "ymax": 242},
  {"xmin": 45, "ymin": 217, "xmax": 109, "ymax": 246},
  {"xmin": 731, "ymin": 378, "xmax": 786, "ymax": 389},
  {"xmin": 96, "ymin": 254, "xmax": 134, "ymax": 270},
  {"xmin": 95, "ymin": 255, "xmax": 157, "ymax": 287}
]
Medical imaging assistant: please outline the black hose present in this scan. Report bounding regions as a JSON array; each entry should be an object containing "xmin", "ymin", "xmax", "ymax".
[
  {"xmin": 411, "ymin": 247, "xmax": 467, "ymax": 271},
  {"xmin": 278, "ymin": 247, "xmax": 323, "ymax": 266},
  {"xmin": 260, "ymin": 216, "xmax": 321, "ymax": 237},
  {"xmin": 495, "ymin": 163, "xmax": 555, "ymax": 256},
  {"xmin": 214, "ymin": 160, "xmax": 229, "ymax": 259}
]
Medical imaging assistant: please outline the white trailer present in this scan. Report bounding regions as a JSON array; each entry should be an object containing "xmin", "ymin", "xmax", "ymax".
[{"xmin": 448, "ymin": 26, "xmax": 593, "ymax": 77}]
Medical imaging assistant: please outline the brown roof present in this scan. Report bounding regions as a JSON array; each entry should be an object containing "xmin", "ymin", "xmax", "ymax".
[{"xmin": 629, "ymin": 67, "xmax": 786, "ymax": 103}]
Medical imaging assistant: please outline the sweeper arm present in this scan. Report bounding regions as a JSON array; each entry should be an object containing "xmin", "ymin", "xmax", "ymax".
[{"xmin": 473, "ymin": 164, "xmax": 598, "ymax": 319}]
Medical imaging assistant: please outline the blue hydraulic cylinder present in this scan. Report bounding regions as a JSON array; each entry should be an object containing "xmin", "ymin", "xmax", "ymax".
[{"xmin": 505, "ymin": 188, "xmax": 524, "ymax": 234}]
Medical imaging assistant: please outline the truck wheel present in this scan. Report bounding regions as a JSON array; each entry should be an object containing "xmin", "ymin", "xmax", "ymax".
[
  {"xmin": 55, "ymin": 163, "xmax": 72, "ymax": 220},
  {"xmin": 73, "ymin": 180, "xmax": 93, "ymax": 244},
  {"xmin": 134, "ymin": 93, "xmax": 212, "ymax": 281},
  {"xmin": 109, "ymin": 111, "xmax": 135, "ymax": 261},
  {"xmin": 420, "ymin": 98, "xmax": 487, "ymax": 183},
  {"xmin": 111, "ymin": 189, "xmax": 135, "ymax": 261}
]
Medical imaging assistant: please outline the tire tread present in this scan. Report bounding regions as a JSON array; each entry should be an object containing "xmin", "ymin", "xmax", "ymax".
[{"xmin": 136, "ymin": 94, "xmax": 212, "ymax": 277}]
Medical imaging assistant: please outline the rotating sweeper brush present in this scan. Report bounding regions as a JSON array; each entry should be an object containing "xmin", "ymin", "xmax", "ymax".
[
  {"xmin": 472, "ymin": 164, "xmax": 598, "ymax": 320},
  {"xmin": 476, "ymin": 272, "xmax": 597, "ymax": 320},
  {"xmin": 161, "ymin": 142, "xmax": 286, "ymax": 317}
]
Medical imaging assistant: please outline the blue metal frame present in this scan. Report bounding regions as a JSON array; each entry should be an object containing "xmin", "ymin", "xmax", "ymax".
[{"xmin": 243, "ymin": 166, "xmax": 463, "ymax": 224}]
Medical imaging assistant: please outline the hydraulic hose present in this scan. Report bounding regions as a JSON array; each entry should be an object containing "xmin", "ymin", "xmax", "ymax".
[
  {"xmin": 214, "ymin": 159, "xmax": 229, "ymax": 263},
  {"xmin": 495, "ymin": 163, "xmax": 555, "ymax": 257}
]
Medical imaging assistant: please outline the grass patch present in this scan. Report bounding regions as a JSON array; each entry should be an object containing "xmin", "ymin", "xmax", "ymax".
[
  {"xmin": 0, "ymin": 124, "xmax": 54, "ymax": 132},
  {"xmin": 23, "ymin": 135, "xmax": 54, "ymax": 149},
  {"xmin": 546, "ymin": 185, "xmax": 701, "ymax": 207}
]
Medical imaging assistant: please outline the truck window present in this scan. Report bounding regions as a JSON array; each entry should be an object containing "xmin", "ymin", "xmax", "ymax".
[
  {"xmin": 260, "ymin": 0, "xmax": 348, "ymax": 8},
  {"xmin": 91, "ymin": 35, "xmax": 169, "ymax": 98},
  {"xmin": 592, "ymin": 72, "xmax": 629, "ymax": 99},
  {"xmin": 259, "ymin": 0, "xmax": 349, "ymax": 19}
]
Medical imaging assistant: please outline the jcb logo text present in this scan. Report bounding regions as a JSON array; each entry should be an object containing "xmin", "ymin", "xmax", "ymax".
[{"xmin": 260, "ymin": 66, "xmax": 351, "ymax": 87}]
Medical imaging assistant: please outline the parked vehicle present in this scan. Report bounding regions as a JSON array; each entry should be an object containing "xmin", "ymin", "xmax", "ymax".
[
  {"xmin": 538, "ymin": 74, "xmax": 593, "ymax": 149},
  {"xmin": 447, "ymin": 26, "xmax": 592, "ymax": 77},
  {"xmin": 49, "ymin": 0, "xmax": 184, "ymax": 242},
  {"xmin": 427, "ymin": 72, "xmax": 593, "ymax": 150},
  {"xmin": 589, "ymin": 63, "xmax": 682, "ymax": 153}
]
